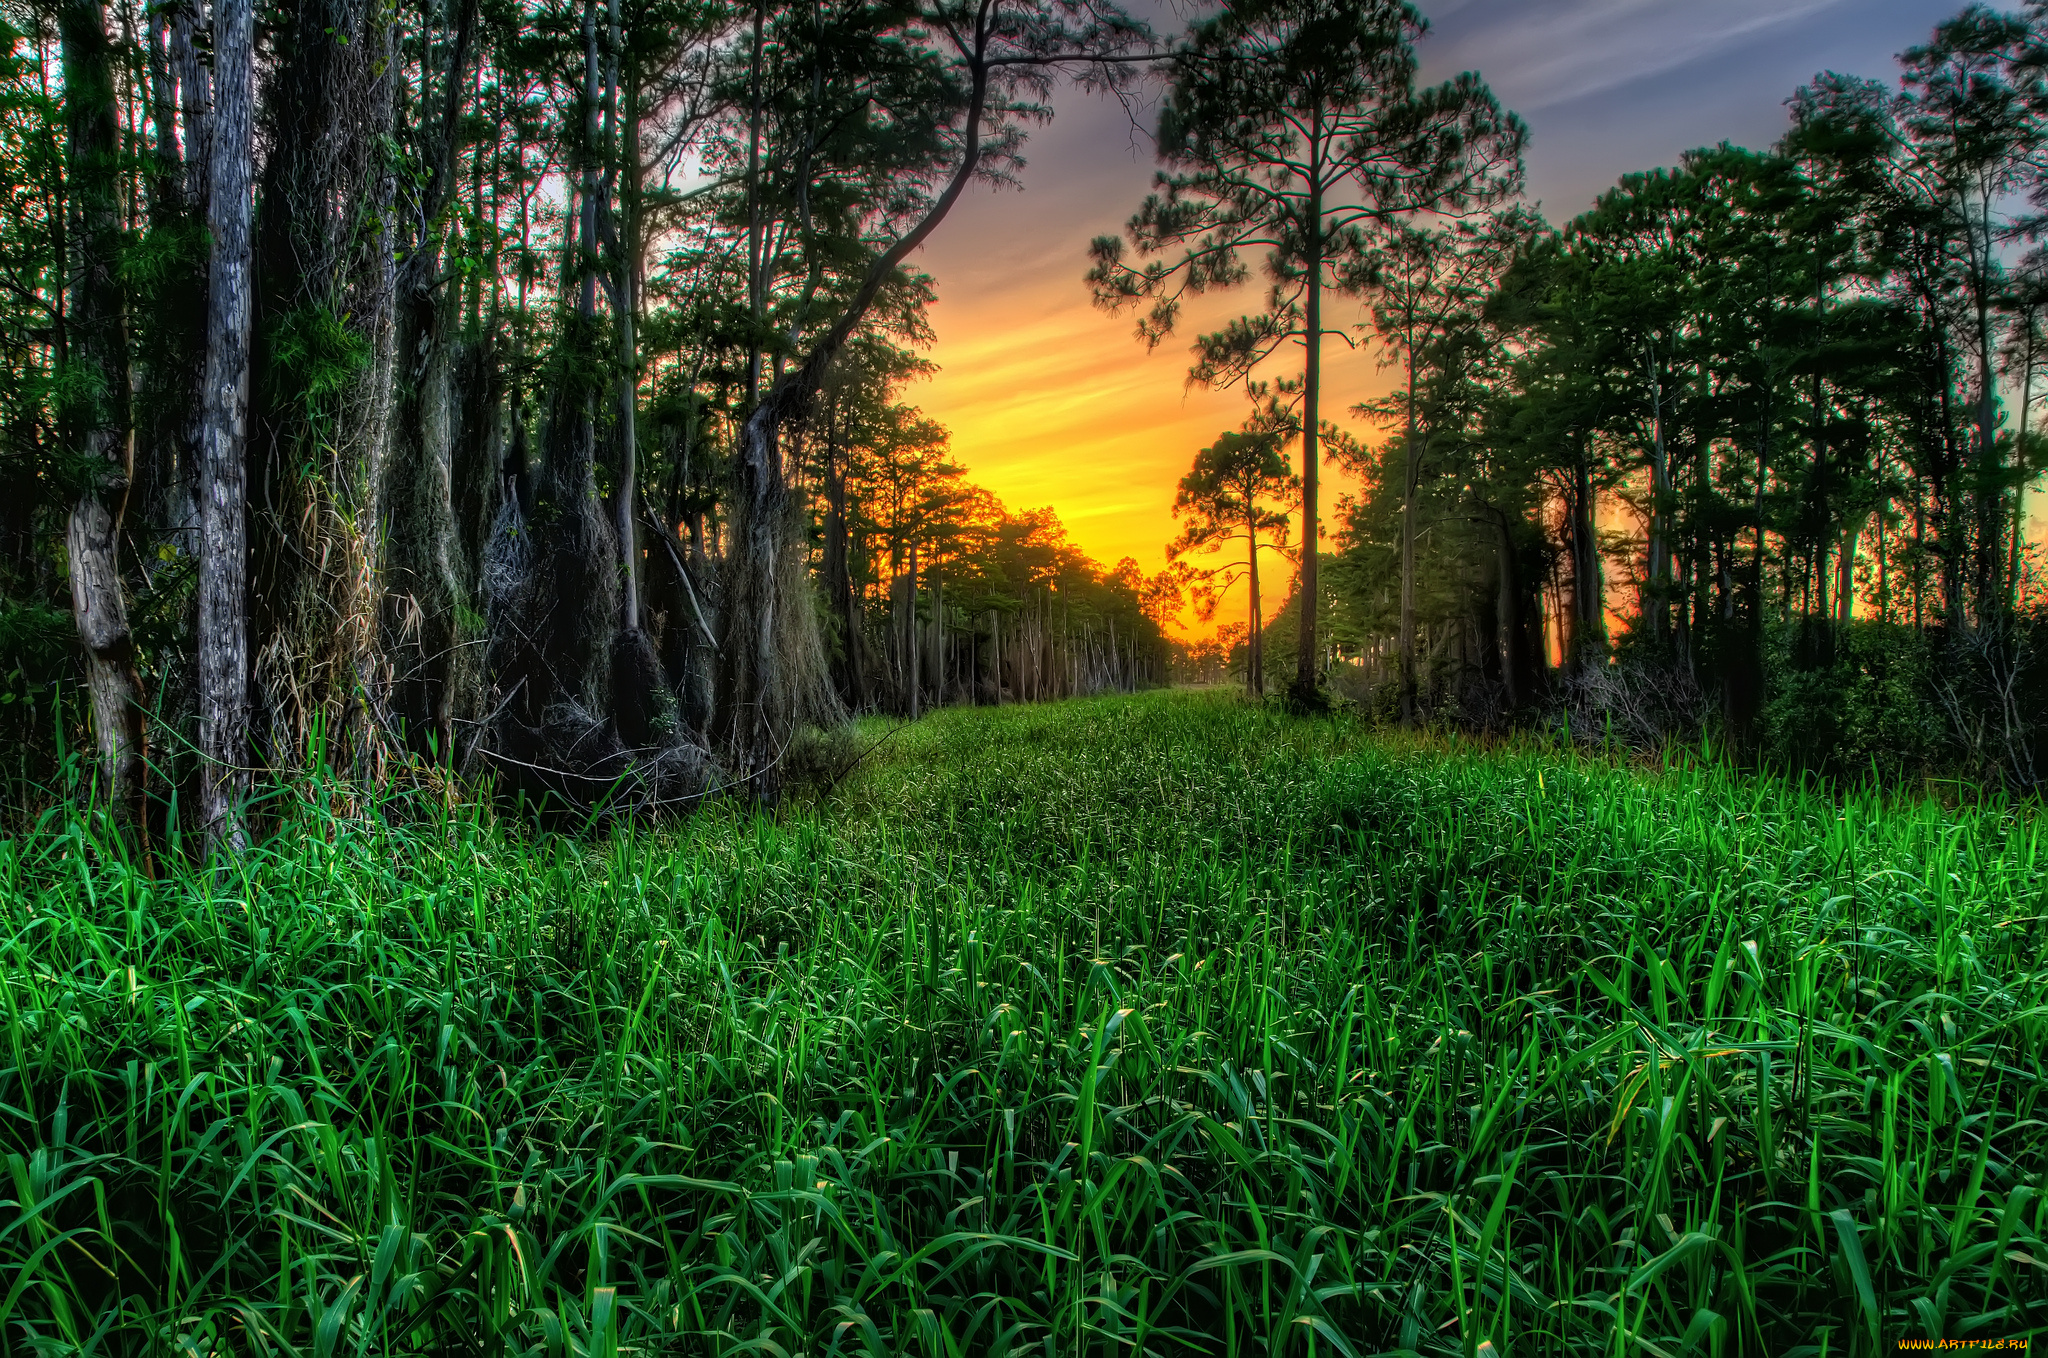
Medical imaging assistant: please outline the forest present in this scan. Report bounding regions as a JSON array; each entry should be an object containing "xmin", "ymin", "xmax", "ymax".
[
  {"xmin": 4, "ymin": 0, "xmax": 2048, "ymax": 1352},
  {"xmin": 1, "ymin": 0, "xmax": 1177, "ymax": 848},
  {"xmin": 1118, "ymin": 6, "xmax": 2048, "ymax": 787}
]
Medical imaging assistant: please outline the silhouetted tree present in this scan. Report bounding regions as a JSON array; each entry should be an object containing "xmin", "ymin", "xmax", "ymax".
[{"xmin": 1089, "ymin": 0, "xmax": 1521, "ymax": 705}]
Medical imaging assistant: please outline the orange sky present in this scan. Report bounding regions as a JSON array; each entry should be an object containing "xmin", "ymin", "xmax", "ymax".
[
  {"xmin": 900, "ymin": 0, "xmax": 1972, "ymax": 637},
  {"xmin": 905, "ymin": 88, "xmax": 1384, "ymax": 638}
]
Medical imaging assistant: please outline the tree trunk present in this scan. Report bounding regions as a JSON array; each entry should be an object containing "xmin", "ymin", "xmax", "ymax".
[
  {"xmin": 2011, "ymin": 323, "xmax": 2036, "ymax": 614},
  {"xmin": 61, "ymin": 0, "xmax": 148, "ymax": 842},
  {"xmin": 743, "ymin": 0, "xmax": 765, "ymax": 407},
  {"xmin": 1294, "ymin": 169, "xmax": 1323, "ymax": 706},
  {"xmin": 1246, "ymin": 515, "xmax": 1263, "ymax": 697},
  {"xmin": 714, "ymin": 52, "xmax": 997, "ymax": 785},
  {"xmin": 250, "ymin": 0, "xmax": 396, "ymax": 773},
  {"xmin": 823, "ymin": 427, "xmax": 865, "ymax": 708},
  {"xmin": 1646, "ymin": 342, "xmax": 1669, "ymax": 644},
  {"xmin": 382, "ymin": 0, "xmax": 481, "ymax": 758},
  {"xmin": 933, "ymin": 576, "xmax": 945, "ymax": 706},
  {"xmin": 1837, "ymin": 525, "xmax": 1857, "ymax": 629},
  {"xmin": 1976, "ymin": 275, "xmax": 2002, "ymax": 623},
  {"xmin": 1399, "ymin": 354, "xmax": 1419, "ymax": 724},
  {"xmin": 1572, "ymin": 433, "xmax": 1604, "ymax": 670},
  {"xmin": 135, "ymin": 0, "xmax": 203, "ymax": 603},
  {"xmin": 610, "ymin": 0, "xmax": 637, "ymax": 634},
  {"xmin": 1495, "ymin": 514, "xmax": 1518, "ymax": 710},
  {"xmin": 198, "ymin": 0, "xmax": 255, "ymax": 852},
  {"xmin": 172, "ymin": 1, "xmax": 210, "ymax": 205},
  {"xmin": 908, "ymin": 544, "xmax": 921, "ymax": 719},
  {"xmin": 159, "ymin": 0, "xmax": 212, "ymax": 566}
]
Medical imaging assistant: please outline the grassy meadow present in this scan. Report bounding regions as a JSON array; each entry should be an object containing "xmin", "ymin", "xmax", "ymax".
[{"xmin": 3, "ymin": 689, "xmax": 2046, "ymax": 1356}]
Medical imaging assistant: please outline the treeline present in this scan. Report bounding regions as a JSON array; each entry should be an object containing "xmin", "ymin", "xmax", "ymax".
[
  {"xmin": 0, "ymin": 0, "xmax": 1166, "ymax": 845},
  {"xmin": 1125, "ymin": 3, "xmax": 2048, "ymax": 787},
  {"xmin": 804, "ymin": 357, "xmax": 1181, "ymax": 716}
]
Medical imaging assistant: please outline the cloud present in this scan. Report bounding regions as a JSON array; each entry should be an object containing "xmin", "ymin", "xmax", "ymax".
[{"xmin": 1423, "ymin": 0, "xmax": 1855, "ymax": 112}]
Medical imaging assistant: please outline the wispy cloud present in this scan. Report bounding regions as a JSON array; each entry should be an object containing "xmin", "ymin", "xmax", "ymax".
[
  {"xmin": 1425, "ymin": 0, "xmax": 1855, "ymax": 111},
  {"xmin": 909, "ymin": 0, "xmax": 1950, "ymax": 588}
]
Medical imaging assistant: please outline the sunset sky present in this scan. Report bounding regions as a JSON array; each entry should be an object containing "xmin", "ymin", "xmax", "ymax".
[{"xmin": 902, "ymin": 0, "xmax": 1961, "ymax": 628}]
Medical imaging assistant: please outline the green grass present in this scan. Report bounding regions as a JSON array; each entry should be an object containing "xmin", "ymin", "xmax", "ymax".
[{"xmin": 3, "ymin": 689, "xmax": 2046, "ymax": 1356}]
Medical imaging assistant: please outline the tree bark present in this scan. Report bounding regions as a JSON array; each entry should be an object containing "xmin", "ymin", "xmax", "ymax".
[
  {"xmin": 1836, "ymin": 525, "xmax": 1857, "ymax": 628},
  {"xmin": 714, "ymin": 51, "xmax": 997, "ymax": 785},
  {"xmin": 172, "ymin": 0, "xmax": 210, "ymax": 209},
  {"xmin": 61, "ymin": 0, "xmax": 150, "ymax": 845},
  {"xmin": 1572, "ymin": 431, "xmax": 1605, "ymax": 669},
  {"xmin": 823, "ymin": 424, "xmax": 866, "ymax": 708},
  {"xmin": 1245, "ymin": 512, "xmax": 1263, "ymax": 697},
  {"xmin": 2013, "ymin": 326, "xmax": 2035, "ymax": 614},
  {"xmin": 1399, "ymin": 346, "xmax": 1418, "ymax": 724},
  {"xmin": 908, "ymin": 544, "xmax": 921, "ymax": 719},
  {"xmin": 744, "ymin": 0, "xmax": 765, "ymax": 407},
  {"xmin": 1293, "ymin": 162, "xmax": 1323, "ymax": 706},
  {"xmin": 614, "ymin": 27, "xmax": 641, "ymax": 636},
  {"xmin": 198, "ymin": 0, "xmax": 255, "ymax": 852},
  {"xmin": 1495, "ymin": 513, "xmax": 1518, "ymax": 710},
  {"xmin": 251, "ymin": 0, "xmax": 396, "ymax": 772},
  {"xmin": 143, "ymin": 7, "xmax": 180, "ymax": 215},
  {"xmin": 381, "ymin": 0, "xmax": 481, "ymax": 757},
  {"xmin": 1646, "ymin": 340, "xmax": 1669, "ymax": 643}
]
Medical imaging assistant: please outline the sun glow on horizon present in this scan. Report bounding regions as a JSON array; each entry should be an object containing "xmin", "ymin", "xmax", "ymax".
[{"xmin": 910, "ymin": 252, "xmax": 1387, "ymax": 639}]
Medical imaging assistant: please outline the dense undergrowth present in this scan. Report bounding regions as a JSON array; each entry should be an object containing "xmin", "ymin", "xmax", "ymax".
[{"xmin": 3, "ymin": 689, "xmax": 2046, "ymax": 1356}]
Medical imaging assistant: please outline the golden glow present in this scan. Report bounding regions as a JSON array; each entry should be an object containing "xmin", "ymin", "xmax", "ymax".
[{"xmin": 914, "ymin": 220, "xmax": 1390, "ymax": 635}]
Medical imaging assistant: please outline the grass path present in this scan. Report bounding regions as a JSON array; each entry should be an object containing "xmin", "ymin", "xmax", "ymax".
[{"xmin": 3, "ymin": 689, "xmax": 2045, "ymax": 1355}]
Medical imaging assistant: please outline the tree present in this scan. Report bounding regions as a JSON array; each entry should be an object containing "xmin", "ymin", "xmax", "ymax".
[
  {"xmin": 1088, "ymin": 0, "xmax": 1522, "ymax": 706},
  {"xmin": 1896, "ymin": 7, "xmax": 2040, "ymax": 620},
  {"xmin": 58, "ymin": 0, "xmax": 147, "ymax": 843},
  {"xmin": 1358, "ymin": 207, "xmax": 1532, "ymax": 721},
  {"xmin": 199, "ymin": 0, "xmax": 257, "ymax": 851},
  {"xmin": 716, "ymin": 0, "xmax": 1149, "ymax": 789},
  {"xmin": 1168, "ymin": 415, "xmax": 1298, "ymax": 696},
  {"xmin": 251, "ymin": 0, "xmax": 397, "ymax": 773}
]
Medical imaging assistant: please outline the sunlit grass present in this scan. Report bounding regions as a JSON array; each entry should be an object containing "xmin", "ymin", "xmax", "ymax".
[{"xmin": 3, "ymin": 689, "xmax": 2045, "ymax": 1355}]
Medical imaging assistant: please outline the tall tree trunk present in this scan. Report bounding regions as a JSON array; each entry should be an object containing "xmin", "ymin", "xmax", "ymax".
[
  {"xmin": 251, "ymin": 0, "xmax": 395, "ymax": 773},
  {"xmin": 172, "ymin": 0, "xmax": 210, "ymax": 206},
  {"xmin": 1646, "ymin": 341, "xmax": 1669, "ymax": 644},
  {"xmin": 382, "ymin": 0, "xmax": 480, "ymax": 758},
  {"xmin": 198, "ymin": 0, "xmax": 255, "ymax": 852},
  {"xmin": 715, "ymin": 52, "xmax": 998, "ymax": 786},
  {"xmin": 1931, "ymin": 323, "xmax": 1964, "ymax": 631},
  {"xmin": 604, "ymin": 20, "xmax": 676, "ymax": 749},
  {"xmin": 1398, "ymin": 349, "xmax": 1418, "ymax": 723},
  {"xmin": 1293, "ymin": 163, "xmax": 1323, "ymax": 705},
  {"xmin": 61, "ymin": 0, "xmax": 149, "ymax": 842},
  {"xmin": 167, "ymin": 0, "xmax": 212, "ymax": 563},
  {"xmin": 1837, "ymin": 524, "xmax": 1857, "ymax": 628},
  {"xmin": 144, "ymin": 7, "xmax": 179, "ymax": 217},
  {"xmin": 824, "ymin": 432, "xmax": 865, "ymax": 709},
  {"xmin": 135, "ymin": 0, "xmax": 203, "ymax": 591},
  {"xmin": 1495, "ymin": 513, "xmax": 1518, "ymax": 710},
  {"xmin": 1572, "ymin": 433, "xmax": 1604, "ymax": 669},
  {"xmin": 615, "ymin": 68, "xmax": 640, "ymax": 638},
  {"xmin": 1975, "ymin": 262, "xmax": 2002, "ymax": 623},
  {"xmin": 2010, "ymin": 318, "xmax": 2036, "ymax": 614},
  {"xmin": 744, "ymin": 0, "xmax": 765, "ymax": 407},
  {"xmin": 933, "ymin": 576, "xmax": 945, "ymax": 706},
  {"xmin": 908, "ymin": 544, "xmax": 921, "ymax": 719},
  {"xmin": 1246, "ymin": 514, "xmax": 1263, "ymax": 698}
]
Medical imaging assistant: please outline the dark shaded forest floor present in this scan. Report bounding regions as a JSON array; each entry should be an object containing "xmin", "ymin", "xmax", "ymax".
[{"xmin": 3, "ymin": 689, "xmax": 2045, "ymax": 1355}]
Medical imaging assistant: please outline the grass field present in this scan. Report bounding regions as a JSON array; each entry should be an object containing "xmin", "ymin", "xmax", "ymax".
[{"xmin": 3, "ymin": 689, "xmax": 2046, "ymax": 1356}]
